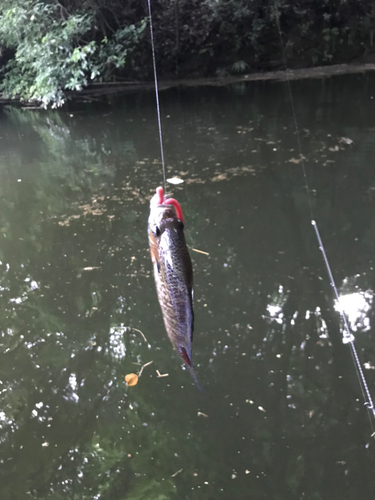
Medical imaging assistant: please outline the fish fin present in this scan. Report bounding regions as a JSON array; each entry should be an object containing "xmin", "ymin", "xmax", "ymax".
[
  {"xmin": 180, "ymin": 347, "xmax": 192, "ymax": 366},
  {"xmin": 180, "ymin": 348, "xmax": 202, "ymax": 391},
  {"xmin": 187, "ymin": 364, "xmax": 203, "ymax": 392},
  {"xmin": 188, "ymin": 288, "xmax": 194, "ymax": 342}
]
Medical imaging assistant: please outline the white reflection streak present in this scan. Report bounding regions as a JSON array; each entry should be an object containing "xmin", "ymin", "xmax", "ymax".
[
  {"xmin": 335, "ymin": 292, "xmax": 373, "ymax": 333},
  {"xmin": 108, "ymin": 327, "xmax": 127, "ymax": 359},
  {"xmin": 0, "ymin": 411, "xmax": 8, "ymax": 422},
  {"xmin": 266, "ymin": 304, "xmax": 284, "ymax": 324}
]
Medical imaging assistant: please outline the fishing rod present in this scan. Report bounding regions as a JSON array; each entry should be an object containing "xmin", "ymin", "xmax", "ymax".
[{"xmin": 274, "ymin": 3, "xmax": 375, "ymax": 432}]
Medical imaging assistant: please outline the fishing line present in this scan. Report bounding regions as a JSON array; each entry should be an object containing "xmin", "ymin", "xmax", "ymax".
[
  {"xmin": 274, "ymin": 2, "xmax": 375, "ymax": 429},
  {"xmin": 274, "ymin": 7, "xmax": 313, "ymax": 220},
  {"xmin": 147, "ymin": 0, "xmax": 167, "ymax": 196}
]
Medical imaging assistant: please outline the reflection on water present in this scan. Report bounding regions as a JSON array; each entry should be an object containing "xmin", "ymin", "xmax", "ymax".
[
  {"xmin": 1, "ymin": 74, "xmax": 375, "ymax": 499},
  {"xmin": 336, "ymin": 291, "xmax": 373, "ymax": 332}
]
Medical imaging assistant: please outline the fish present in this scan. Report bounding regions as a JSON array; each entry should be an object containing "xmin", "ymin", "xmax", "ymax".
[{"xmin": 148, "ymin": 186, "xmax": 201, "ymax": 390}]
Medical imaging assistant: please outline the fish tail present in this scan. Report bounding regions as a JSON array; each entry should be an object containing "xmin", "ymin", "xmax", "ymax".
[{"xmin": 187, "ymin": 365, "xmax": 203, "ymax": 392}]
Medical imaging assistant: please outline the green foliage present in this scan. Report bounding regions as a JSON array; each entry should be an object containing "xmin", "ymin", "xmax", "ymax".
[
  {"xmin": 231, "ymin": 60, "xmax": 249, "ymax": 74},
  {"xmin": 1, "ymin": 0, "xmax": 375, "ymax": 106},
  {"xmin": 0, "ymin": 0, "xmax": 145, "ymax": 107}
]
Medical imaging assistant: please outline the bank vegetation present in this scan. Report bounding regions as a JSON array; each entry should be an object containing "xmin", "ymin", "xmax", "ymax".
[{"xmin": 1, "ymin": 0, "xmax": 375, "ymax": 107}]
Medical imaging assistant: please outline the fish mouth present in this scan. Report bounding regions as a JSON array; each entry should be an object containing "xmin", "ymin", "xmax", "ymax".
[{"xmin": 152, "ymin": 187, "xmax": 185, "ymax": 224}]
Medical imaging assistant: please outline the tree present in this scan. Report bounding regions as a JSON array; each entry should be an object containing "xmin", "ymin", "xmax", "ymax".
[{"xmin": 0, "ymin": 0, "xmax": 145, "ymax": 107}]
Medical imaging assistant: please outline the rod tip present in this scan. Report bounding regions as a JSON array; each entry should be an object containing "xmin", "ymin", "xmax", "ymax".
[{"xmin": 311, "ymin": 220, "xmax": 316, "ymax": 225}]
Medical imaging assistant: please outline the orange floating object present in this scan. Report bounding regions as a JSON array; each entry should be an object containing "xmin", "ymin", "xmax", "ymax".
[{"xmin": 125, "ymin": 373, "xmax": 139, "ymax": 386}]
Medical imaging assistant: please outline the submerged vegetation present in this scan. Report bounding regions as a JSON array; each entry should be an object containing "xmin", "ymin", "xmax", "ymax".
[{"xmin": 1, "ymin": 0, "xmax": 375, "ymax": 107}]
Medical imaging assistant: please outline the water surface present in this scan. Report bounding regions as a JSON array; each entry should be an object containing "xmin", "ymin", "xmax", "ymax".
[{"xmin": 1, "ymin": 73, "xmax": 375, "ymax": 499}]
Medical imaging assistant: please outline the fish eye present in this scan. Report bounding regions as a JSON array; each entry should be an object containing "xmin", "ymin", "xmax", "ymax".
[{"xmin": 152, "ymin": 225, "xmax": 161, "ymax": 237}]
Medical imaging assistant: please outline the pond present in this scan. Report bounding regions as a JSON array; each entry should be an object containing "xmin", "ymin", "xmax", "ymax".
[{"xmin": 1, "ymin": 73, "xmax": 375, "ymax": 499}]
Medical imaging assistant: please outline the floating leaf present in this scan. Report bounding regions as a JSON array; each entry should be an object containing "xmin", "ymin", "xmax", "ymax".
[
  {"xmin": 197, "ymin": 411, "xmax": 209, "ymax": 418},
  {"xmin": 288, "ymin": 157, "xmax": 302, "ymax": 164},
  {"xmin": 167, "ymin": 177, "xmax": 184, "ymax": 185},
  {"xmin": 339, "ymin": 137, "xmax": 353, "ymax": 145},
  {"xmin": 125, "ymin": 373, "xmax": 138, "ymax": 386}
]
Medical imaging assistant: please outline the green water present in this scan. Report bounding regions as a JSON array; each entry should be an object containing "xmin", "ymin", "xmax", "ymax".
[{"xmin": 1, "ymin": 74, "xmax": 375, "ymax": 499}]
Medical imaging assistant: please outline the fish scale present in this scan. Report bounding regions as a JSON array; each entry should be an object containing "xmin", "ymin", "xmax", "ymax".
[{"xmin": 148, "ymin": 187, "xmax": 201, "ymax": 390}]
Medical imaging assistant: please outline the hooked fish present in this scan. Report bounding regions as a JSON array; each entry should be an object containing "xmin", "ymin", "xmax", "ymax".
[{"xmin": 148, "ymin": 186, "xmax": 201, "ymax": 390}]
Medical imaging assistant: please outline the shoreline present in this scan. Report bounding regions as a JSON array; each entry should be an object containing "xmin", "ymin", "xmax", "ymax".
[
  {"xmin": 82, "ymin": 62, "xmax": 375, "ymax": 94},
  {"xmin": 2, "ymin": 62, "xmax": 375, "ymax": 107}
]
